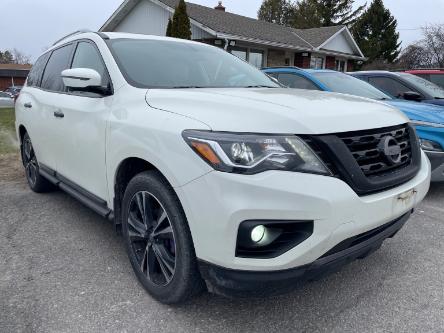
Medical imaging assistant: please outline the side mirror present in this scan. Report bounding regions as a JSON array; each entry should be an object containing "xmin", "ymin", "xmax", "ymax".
[
  {"xmin": 402, "ymin": 91, "xmax": 422, "ymax": 101},
  {"xmin": 61, "ymin": 68, "xmax": 102, "ymax": 89}
]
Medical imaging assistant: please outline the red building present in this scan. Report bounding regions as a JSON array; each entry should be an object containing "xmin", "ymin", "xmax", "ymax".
[{"xmin": 0, "ymin": 64, "xmax": 31, "ymax": 91}]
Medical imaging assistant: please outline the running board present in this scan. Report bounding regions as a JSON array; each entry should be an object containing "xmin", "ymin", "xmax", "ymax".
[{"xmin": 39, "ymin": 164, "xmax": 113, "ymax": 220}]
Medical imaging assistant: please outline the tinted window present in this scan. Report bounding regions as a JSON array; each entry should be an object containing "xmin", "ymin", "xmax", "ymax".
[
  {"xmin": 398, "ymin": 73, "xmax": 444, "ymax": 98},
  {"xmin": 277, "ymin": 73, "xmax": 320, "ymax": 90},
  {"xmin": 368, "ymin": 77, "xmax": 412, "ymax": 99},
  {"xmin": 71, "ymin": 42, "xmax": 108, "ymax": 86},
  {"xmin": 313, "ymin": 72, "xmax": 392, "ymax": 100},
  {"xmin": 108, "ymin": 39, "xmax": 279, "ymax": 89},
  {"xmin": 41, "ymin": 44, "xmax": 74, "ymax": 92},
  {"xmin": 27, "ymin": 53, "xmax": 50, "ymax": 87},
  {"xmin": 0, "ymin": 92, "xmax": 11, "ymax": 98},
  {"xmin": 430, "ymin": 74, "xmax": 444, "ymax": 88}
]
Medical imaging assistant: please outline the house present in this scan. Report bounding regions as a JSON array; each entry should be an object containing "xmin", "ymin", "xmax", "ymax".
[
  {"xmin": 100, "ymin": 0, "xmax": 366, "ymax": 71},
  {"xmin": 0, "ymin": 64, "xmax": 31, "ymax": 90}
]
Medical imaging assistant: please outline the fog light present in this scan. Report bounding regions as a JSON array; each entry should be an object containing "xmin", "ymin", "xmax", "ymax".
[{"xmin": 251, "ymin": 225, "xmax": 266, "ymax": 243}]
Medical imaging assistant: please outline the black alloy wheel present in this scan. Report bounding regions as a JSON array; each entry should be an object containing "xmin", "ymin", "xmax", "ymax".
[
  {"xmin": 122, "ymin": 171, "xmax": 204, "ymax": 304},
  {"xmin": 127, "ymin": 191, "xmax": 177, "ymax": 286},
  {"xmin": 21, "ymin": 133, "xmax": 54, "ymax": 193}
]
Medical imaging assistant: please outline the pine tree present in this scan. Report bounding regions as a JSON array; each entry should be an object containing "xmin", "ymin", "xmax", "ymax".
[
  {"xmin": 171, "ymin": 0, "xmax": 192, "ymax": 40},
  {"xmin": 258, "ymin": 0, "xmax": 294, "ymax": 26},
  {"xmin": 352, "ymin": 0, "xmax": 401, "ymax": 64},
  {"xmin": 292, "ymin": 0, "xmax": 365, "ymax": 28},
  {"xmin": 166, "ymin": 18, "xmax": 173, "ymax": 37},
  {"xmin": 292, "ymin": 0, "xmax": 321, "ymax": 29}
]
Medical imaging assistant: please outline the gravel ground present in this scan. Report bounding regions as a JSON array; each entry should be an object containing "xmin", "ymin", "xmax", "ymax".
[{"xmin": 1, "ymin": 155, "xmax": 444, "ymax": 333}]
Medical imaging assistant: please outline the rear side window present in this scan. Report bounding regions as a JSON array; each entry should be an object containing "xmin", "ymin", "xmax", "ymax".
[
  {"xmin": 41, "ymin": 44, "xmax": 74, "ymax": 92},
  {"xmin": 27, "ymin": 53, "xmax": 50, "ymax": 87},
  {"xmin": 430, "ymin": 74, "xmax": 444, "ymax": 88},
  {"xmin": 71, "ymin": 42, "xmax": 109, "ymax": 86},
  {"xmin": 368, "ymin": 77, "xmax": 412, "ymax": 99},
  {"xmin": 277, "ymin": 73, "xmax": 320, "ymax": 90}
]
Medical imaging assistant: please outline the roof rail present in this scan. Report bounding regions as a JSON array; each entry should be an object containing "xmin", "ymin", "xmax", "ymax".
[{"xmin": 52, "ymin": 29, "xmax": 93, "ymax": 46}]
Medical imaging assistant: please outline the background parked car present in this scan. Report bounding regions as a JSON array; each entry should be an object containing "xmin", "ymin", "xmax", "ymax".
[
  {"xmin": 350, "ymin": 71, "xmax": 444, "ymax": 107},
  {"xmin": 405, "ymin": 69, "xmax": 444, "ymax": 89},
  {"xmin": 4, "ymin": 86, "xmax": 23, "ymax": 98},
  {"xmin": 0, "ymin": 91, "xmax": 14, "ymax": 108},
  {"xmin": 263, "ymin": 67, "xmax": 444, "ymax": 182}
]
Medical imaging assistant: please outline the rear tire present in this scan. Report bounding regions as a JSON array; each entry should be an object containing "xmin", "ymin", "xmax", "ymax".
[
  {"xmin": 21, "ymin": 132, "xmax": 55, "ymax": 193},
  {"xmin": 121, "ymin": 171, "xmax": 204, "ymax": 304}
]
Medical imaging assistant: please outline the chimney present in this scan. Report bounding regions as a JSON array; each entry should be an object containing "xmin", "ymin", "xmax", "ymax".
[{"xmin": 214, "ymin": 1, "xmax": 225, "ymax": 11}]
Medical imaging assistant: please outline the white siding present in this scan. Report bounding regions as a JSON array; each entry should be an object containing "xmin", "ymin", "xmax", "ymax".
[
  {"xmin": 113, "ymin": 0, "xmax": 214, "ymax": 39},
  {"xmin": 322, "ymin": 32, "xmax": 354, "ymax": 55}
]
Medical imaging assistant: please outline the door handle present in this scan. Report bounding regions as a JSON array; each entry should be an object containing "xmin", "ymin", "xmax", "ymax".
[
  {"xmin": 54, "ymin": 110, "xmax": 64, "ymax": 118},
  {"xmin": 24, "ymin": 102, "xmax": 32, "ymax": 108}
]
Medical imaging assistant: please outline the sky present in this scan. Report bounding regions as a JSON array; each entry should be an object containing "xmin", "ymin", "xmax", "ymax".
[{"xmin": 1, "ymin": 0, "xmax": 443, "ymax": 61}]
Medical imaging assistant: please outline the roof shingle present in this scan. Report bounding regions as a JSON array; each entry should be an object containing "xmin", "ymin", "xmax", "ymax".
[{"xmin": 158, "ymin": 0, "xmax": 343, "ymax": 50}]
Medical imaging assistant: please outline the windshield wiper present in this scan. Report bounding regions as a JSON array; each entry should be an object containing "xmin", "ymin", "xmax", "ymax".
[
  {"xmin": 244, "ymin": 85, "xmax": 278, "ymax": 88},
  {"xmin": 171, "ymin": 86, "xmax": 207, "ymax": 89}
]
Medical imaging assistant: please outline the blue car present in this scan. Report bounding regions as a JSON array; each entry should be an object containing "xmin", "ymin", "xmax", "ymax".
[{"xmin": 263, "ymin": 67, "xmax": 444, "ymax": 182}]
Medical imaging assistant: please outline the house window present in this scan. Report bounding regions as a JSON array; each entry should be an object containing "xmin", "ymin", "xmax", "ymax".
[
  {"xmin": 231, "ymin": 47, "xmax": 264, "ymax": 68},
  {"xmin": 231, "ymin": 47, "xmax": 247, "ymax": 62},
  {"xmin": 249, "ymin": 50, "xmax": 264, "ymax": 68},
  {"xmin": 336, "ymin": 59, "xmax": 346, "ymax": 72},
  {"xmin": 310, "ymin": 57, "xmax": 324, "ymax": 69}
]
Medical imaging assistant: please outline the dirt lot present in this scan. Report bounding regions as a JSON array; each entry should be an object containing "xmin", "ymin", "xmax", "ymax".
[{"xmin": 1, "ymin": 114, "xmax": 444, "ymax": 332}]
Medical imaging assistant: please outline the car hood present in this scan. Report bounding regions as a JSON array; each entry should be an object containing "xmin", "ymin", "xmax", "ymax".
[
  {"xmin": 386, "ymin": 100, "xmax": 444, "ymax": 125},
  {"xmin": 145, "ymin": 88, "xmax": 408, "ymax": 134}
]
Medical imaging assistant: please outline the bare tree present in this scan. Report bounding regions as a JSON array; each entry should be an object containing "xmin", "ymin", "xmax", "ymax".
[
  {"xmin": 421, "ymin": 24, "xmax": 444, "ymax": 67},
  {"xmin": 397, "ymin": 44, "xmax": 433, "ymax": 69},
  {"xmin": 11, "ymin": 48, "xmax": 31, "ymax": 65},
  {"xmin": 398, "ymin": 24, "xmax": 444, "ymax": 69}
]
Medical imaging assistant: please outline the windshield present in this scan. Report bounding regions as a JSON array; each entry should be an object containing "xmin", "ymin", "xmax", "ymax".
[
  {"xmin": 108, "ymin": 39, "xmax": 280, "ymax": 89},
  {"xmin": 398, "ymin": 73, "xmax": 444, "ymax": 98},
  {"xmin": 312, "ymin": 71, "xmax": 392, "ymax": 100}
]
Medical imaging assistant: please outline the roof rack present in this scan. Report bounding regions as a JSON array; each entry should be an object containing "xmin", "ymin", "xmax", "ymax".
[
  {"xmin": 52, "ymin": 29, "xmax": 93, "ymax": 46},
  {"xmin": 52, "ymin": 30, "xmax": 110, "ymax": 47}
]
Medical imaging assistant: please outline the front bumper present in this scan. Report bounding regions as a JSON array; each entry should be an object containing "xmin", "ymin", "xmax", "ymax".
[
  {"xmin": 177, "ymin": 151, "xmax": 430, "ymax": 279},
  {"xmin": 199, "ymin": 212, "xmax": 410, "ymax": 297},
  {"xmin": 425, "ymin": 151, "xmax": 444, "ymax": 182}
]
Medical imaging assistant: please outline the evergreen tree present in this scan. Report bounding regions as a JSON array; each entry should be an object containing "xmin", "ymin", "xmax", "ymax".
[
  {"xmin": 258, "ymin": 0, "xmax": 294, "ymax": 26},
  {"xmin": 0, "ymin": 50, "xmax": 14, "ymax": 64},
  {"xmin": 166, "ymin": 18, "xmax": 173, "ymax": 37},
  {"xmin": 292, "ymin": 0, "xmax": 321, "ymax": 29},
  {"xmin": 171, "ymin": 0, "xmax": 192, "ymax": 40},
  {"xmin": 352, "ymin": 0, "xmax": 401, "ymax": 64},
  {"xmin": 292, "ymin": 0, "xmax": 365, "ymax": 28}
]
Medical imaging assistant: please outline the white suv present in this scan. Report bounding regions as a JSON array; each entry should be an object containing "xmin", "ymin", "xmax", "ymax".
[{"xmin": 16, "ymin": 31, "xmax": 431, "ymax": 304}]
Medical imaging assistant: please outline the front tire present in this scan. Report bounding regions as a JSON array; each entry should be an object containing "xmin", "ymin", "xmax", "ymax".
[
  {"xmin": 122, "ymin": 171, "xmax": 204, "ymax": 304},
  {"xmin": 21, "ymin": 133, "xmax": 55, "ymax": 193}
]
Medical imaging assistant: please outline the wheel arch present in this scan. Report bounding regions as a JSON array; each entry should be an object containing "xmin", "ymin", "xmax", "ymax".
[
  {"xmin": 112, "ymin": 157, "xmax": 177, "ymax": 228},
  {"xmin": 18, "ymin": 124, "xmax": 27, "ymax": 143}
]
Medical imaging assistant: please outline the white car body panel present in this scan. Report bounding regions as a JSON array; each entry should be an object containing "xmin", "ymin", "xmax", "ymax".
[
  {"xmin": 15, "ymin": 32, "xmax": 431, "ymax": 276},
  {"xmin": 146, "ymin": 88, "xmax": 408, "ymax": 134}
]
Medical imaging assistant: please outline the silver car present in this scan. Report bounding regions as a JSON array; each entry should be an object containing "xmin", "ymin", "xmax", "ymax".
[{"xmin": 0, "ymin": 91, "xmax": 14, "ymax": 108}]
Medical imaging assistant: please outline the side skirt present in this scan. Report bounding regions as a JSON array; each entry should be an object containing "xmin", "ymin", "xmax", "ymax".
[{"xmin": 39, "ymin": 164, "xmax": 114, "ymax": 221}]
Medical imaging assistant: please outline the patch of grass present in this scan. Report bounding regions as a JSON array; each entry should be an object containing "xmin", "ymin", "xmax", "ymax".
[{"xmin": 0, "ymin": 108, "xmax": 18, "ymax": 154}]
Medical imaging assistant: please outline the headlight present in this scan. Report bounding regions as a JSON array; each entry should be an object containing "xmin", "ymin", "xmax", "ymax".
[
  {"xmin": 410, "ymin": 120, "xmax": 444, "ymax": 128},
  {"xmin": 183, "ymin": 130, "xmax": 331, "ymax": 175},
  {"xmin": 419, "ymin": 139, "xmax": 443, "ymax": 152}
]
